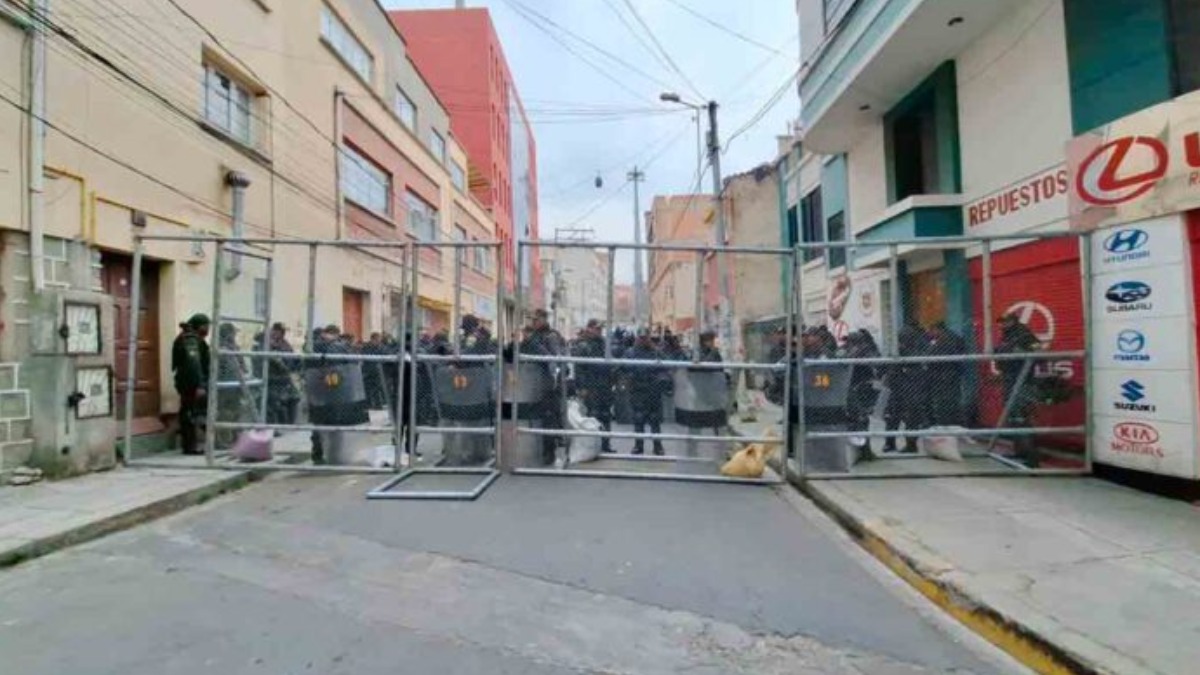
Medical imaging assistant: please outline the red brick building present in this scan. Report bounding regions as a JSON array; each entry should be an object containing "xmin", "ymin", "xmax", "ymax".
[{"xmin": 390, "ymin": 7, "xmax": 541, "ymax": 316}]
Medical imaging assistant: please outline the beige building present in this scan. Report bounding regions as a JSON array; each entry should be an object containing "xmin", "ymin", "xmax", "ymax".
[
  {"xmin": 646, "ymin": 194, "xmax": 715, "ymax": 337},
  {"xmin": 725, "ymin": 162, "xmax": 785, "ymax": 341},
  {"xmin": 0, "ymin": 0, "xmax": 500, "ymax": 474}
]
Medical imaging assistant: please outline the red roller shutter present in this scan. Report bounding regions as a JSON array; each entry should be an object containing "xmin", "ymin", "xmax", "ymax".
[{"xmin": 968, "ymin": 238, "xmax": 1085, "ymax": 448}]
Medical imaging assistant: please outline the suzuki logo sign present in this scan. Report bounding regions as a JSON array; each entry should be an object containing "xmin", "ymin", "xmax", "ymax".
[
  {"xmin": 1076, "ymin": 136, "xmax": 1170, "ymax": 206},
  {"xmin": 1068, "ymin": 90, "xmax": 1200, "ymax": 230}
]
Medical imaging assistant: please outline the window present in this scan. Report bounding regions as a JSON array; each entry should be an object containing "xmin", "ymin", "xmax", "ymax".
[
  {"xmin": 800, "ymin": 190, "xmax": 824, "ymax": 263},
  {"xmin": 472, "ymin": 237, "xmax": 488, "ymax": 273},
  {"xmin": 827, "ymin": 212, "xmax": 847, "ymax": 269},
  {"xmin": 320, "ymin": 4, "xmax": 373, "ymax": 83},
  {"xmin": 429, "ymin": 130, "xmax": 446, "ymax": 163},
  {"xmin": 453, "ymin": 224, "xmax": 467, "ymax": 264},
  {"xmin": 254, "ymin": 278, "xmax": 268, "ymax": 319},
  {"xmin": 451, "ymin": 161, "xmax": 467, "ymax": 192},
  {"xmin": 884, "ymin": 63, "xmax": 959, "ymax": 203},
  {"xmin": 1171, "ymin": 0, "xmax": 1200, "ymax": 96},
  {"xmin": 203, "ymin": 65, "xmax": 254, "ymax": 145},
  {"xmin": 406, "ymin": 191, "xmax": 438, "ymax": 241},
  {"xmin": 340, "ymin": 144, "xmax": 391, "ymax": 215},
  {"xmin": 394, "ymin": 86, "xmax": 417, "ymax": 130},
  {"xmin": 823, "ymin": 0, "xmax": 858, "ymax": 31}
]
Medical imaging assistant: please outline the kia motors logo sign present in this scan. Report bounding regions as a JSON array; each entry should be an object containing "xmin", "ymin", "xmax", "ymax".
[
  {"xmin": 1111, "ymin": 422, "xmax": 1164, "ymax": 458},
  {"xmin": 1076, "ymin": 136, "xmax": 1169, "ymax": 206}
]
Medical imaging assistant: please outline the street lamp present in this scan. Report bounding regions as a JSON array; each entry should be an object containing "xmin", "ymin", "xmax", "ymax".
[{"xmin": 660, "ymin": 91, "xmax": 735, "ymax": 361}]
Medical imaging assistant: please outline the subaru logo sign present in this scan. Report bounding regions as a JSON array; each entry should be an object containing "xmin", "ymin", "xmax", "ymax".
[
  {"xmin": 1115, "ymin": 330, "xmax": 1150, "ymax": 362},
  {"xmin": 1105, "ymin": 281, "xmax": 1153, "ymax": 314},
  {"xmin": 1101, "ymin": 228, "xmax": 1152, "ymax": 264},
  {"xmin": 1115, "ymin": 379, "xmax": 1157, "ymax": 413}
]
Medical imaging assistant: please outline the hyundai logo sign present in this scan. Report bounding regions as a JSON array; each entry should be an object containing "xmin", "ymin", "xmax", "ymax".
[
  {"xmin": 1115, "ymin": 330, "xmax": 1150, "ymax": 362},
  {"xmin": 1102, "ymin": 228, "xmax": 1151, "ymax": 263},
  {"xmin": 1105, "ymin": 281, "xmax": 1153, "ymax": 313}
]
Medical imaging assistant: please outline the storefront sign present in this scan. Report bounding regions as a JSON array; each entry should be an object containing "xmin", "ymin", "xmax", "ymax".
[
  {"xmin": 1094, "ymin": 369, "xmax": 1195, "ymax": 425},
  {"xmin": 1068, "ymin": 90, "xmax": 1200, "ymax": 230},
  {"xmin": 1095, "ymin": 415, "xmax": 1196, "ymax": 478},
  {"xmin": 1088, "ymin": 214, "xmax": 1185, "ymax": 274},
  {"xmin": 965, "ymin": 165, "xmax": 1069, "ymax": 234},
  {"xmin": 1091, "ymin": 265, "xmax": 1188, "ymax": 318},
  {"xmin": 1092, "ymin": 317, "xmax": 1191, "ymax": 372}
]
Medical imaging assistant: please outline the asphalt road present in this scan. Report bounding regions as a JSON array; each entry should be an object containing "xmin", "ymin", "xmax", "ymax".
[{"xmin": 0, "ymin": 472, "xmax": 1024, "ymax": 674}]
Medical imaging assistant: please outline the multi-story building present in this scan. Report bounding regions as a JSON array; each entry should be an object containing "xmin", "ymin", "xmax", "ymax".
[
  {"xmin": 0, "ymin": 0, "xmax": 500, "ymax": 475},
  {"xmin": 794, "ymin": 0, "xmax": 1200, "ymax": 479},
  {"xmin": 390, "ymin": 7, "xmax": 541, "ymax": 323},
  {"xmin": 646, "ymin": 194, "xmax": 716, "ymax": 337}
]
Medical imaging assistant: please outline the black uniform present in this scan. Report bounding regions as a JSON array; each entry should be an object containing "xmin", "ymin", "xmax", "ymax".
[
  {"xmin": 509, "ymin": 325, "xmax": 566, "ymax": 464},
  {"xmin": 622, "ymin": 340, "xmax": 668, "ymax": 455},
  {"xmin": 841, "ymin": 330, "xmax": 881, "ymax": 449},
  {"xmin": 926, "ymin": 325, "xmax": 967, "ymax": 426},
  {"xmin": 997, "ymin": 319, "xmax": 1042, "ymax": 466},
  {"xmin": 572, "ymin": 333, "xmax": 615, "ymax": 452},
  {"xmin": 884, "ymin": 324, "xmax": 930, "ymax": 453},
  {"xmin": 171, "ymin": 326, "xmax": 210, "ymax": 455}
]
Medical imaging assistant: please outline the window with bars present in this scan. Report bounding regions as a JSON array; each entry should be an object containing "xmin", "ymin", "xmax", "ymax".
[
  {"xmin": 203, "ymin": 65, "xmax": 254, "ymax": 146},
  {"xmin": 320, "ymin": 4, "xmax": 373, "ymax": 83},
  {"xmin": 340, "ymin": 144, "xmax": 391, "ymax": 216},
  {"xmin": 406, "ymin": 191, "xmax": 438, "ymax": 241}
]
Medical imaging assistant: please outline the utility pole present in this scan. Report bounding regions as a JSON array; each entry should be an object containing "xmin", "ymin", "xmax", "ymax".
[
  {"xmin": 628, "ymin": 167, "xmax": 646, "ymax": 325},
  {"xmin": 707, "ymin": 101, "xmax": 734, "ymax": 359}
]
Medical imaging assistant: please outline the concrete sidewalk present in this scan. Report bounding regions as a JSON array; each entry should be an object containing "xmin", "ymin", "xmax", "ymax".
[
  {"xmin": 807, "ymin": 476, "xmax": 1200, "ymax": 675},
  {"xmin": 0, "ymin": 467, "xmax": 250, "ymax": 567}
]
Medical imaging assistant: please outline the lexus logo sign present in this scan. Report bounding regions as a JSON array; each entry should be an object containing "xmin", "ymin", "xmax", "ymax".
[
  {"xmin": 1068, "ymin": 91, "xmax": 1200, "ymax": 230},
  {"xmin": 1004, "ymin": 301, "xmax": 1056, "ymax": 344},
  {"xmin": 1076, "ymin": 136, "xmax": 1169, "ymax": 206}
]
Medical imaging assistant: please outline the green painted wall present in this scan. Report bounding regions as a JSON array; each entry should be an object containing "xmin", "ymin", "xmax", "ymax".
[
  {"xmin": 1064, "ymin": 0, "xmax": 1175, "ymax": 133},
  {"xmin": 883, "ymin": 61, "xmax": 961, "ymax": 204}
]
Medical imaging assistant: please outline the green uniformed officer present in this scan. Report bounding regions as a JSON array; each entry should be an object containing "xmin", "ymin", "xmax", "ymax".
[{"xmin": 172, "ymin": 313, "xmax": 211, "ymax": 455}]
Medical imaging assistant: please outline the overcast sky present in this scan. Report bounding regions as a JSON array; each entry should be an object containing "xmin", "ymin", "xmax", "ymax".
[{"xmin": 382, "ymin": 0, "xmax": 799, "ymax": 276}]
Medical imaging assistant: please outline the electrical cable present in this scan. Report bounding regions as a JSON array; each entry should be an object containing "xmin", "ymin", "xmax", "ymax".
[
  {"xmin": 661, "ymin": 0, "xmax": 790, "ymax": 58},
  {"xmin": 601, "ymin": 0, "xmax": 674, "ymax": 75},
  {"xmin": 618, "ymin": 0, "xmax": 705, "ymax": 100}
]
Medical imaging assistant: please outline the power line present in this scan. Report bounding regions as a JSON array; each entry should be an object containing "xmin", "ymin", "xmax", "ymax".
[
  {"xmin": 496, "ymin": 0, "xmax": 649, "ymax": 102},
  {"xmin": 602, "ymin": 0, "xmax": 673, "ymax": 75},
  {"xmin": 503, "ymin": 0, "xmax": 678, "ymax": 93},
  {"xmin": 661, "ymin": 0, "xmax": 790, "ymax": 58},
  {"xmin": 618, "ymin": 0, "xmax": 705, "ymax": 100},
  {"xmin": 722, "ymin": 67, "xmax": 800, "ymax": 153}
]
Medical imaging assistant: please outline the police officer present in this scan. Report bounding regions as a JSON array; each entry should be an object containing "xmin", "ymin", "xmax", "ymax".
[
  {"xmin": 996, "ymin": 313, "xmax": 1042, "ymax": 467},
  {"xmin": 572, "ymin": 319, "xmax": 615, "ymax": 453},
  {"xmin": 622, "ymin": 328, "xmax": 667, "ymax": 455},
  {"xmin": 172, "ymin": 314, "xmax": 211, "ymax": 455},
  {"xmin": 264, "ymin": 323, "xmax": 299, "ymax": 427},
  {"xmin": 883, "ymin": 320, "xmax": 930, "ymax": 454},
  {"xmin": 926, "ymin": 321, "xmax": 967, "ymax": 426}
]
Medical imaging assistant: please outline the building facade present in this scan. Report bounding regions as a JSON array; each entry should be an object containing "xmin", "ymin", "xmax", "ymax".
[
  {"xmin": 0, "ymin": 0, "xmax": 501, "ymax": 474},
  {"xmin": 390, "ymin": 7, "xmax": 541, "ymax": 321},
  {"xmin": 646, "ymin": 194, "xmax": 716, "ymax": 337},
  {"xmin": 794, "ymin": 0, "xmax": 1200, "ymax": 479}
]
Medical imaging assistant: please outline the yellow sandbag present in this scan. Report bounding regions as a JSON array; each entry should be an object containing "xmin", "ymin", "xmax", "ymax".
[{"xmin": 720, "ymin": 439, "xmax": 778, "ymax": 478}]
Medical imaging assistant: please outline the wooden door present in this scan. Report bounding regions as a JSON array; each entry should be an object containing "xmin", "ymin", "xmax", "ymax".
[
  {"xmin": 908, "ymin": 268, "xmax": 946, "ymax": 329},
  {"xmin": 342, "ymin": 288, "xmax": 365, "ymax": 341},
  {"xmin": 105, "ymin": 254, "xmax": 163, "ymax": 433}
]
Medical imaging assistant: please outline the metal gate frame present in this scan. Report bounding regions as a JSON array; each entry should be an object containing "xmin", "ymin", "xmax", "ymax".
[
  {"xmin": 510, "ymin": 240, "xmax": 794, "ymax": 486},
  {"xmin": 121, "ymin": 234, "xmax": 504, "ymax": 499},
  {"xmin": 793, "ymin": 231, "xmax": 1094, "ymax": 481},
  {"xmin": 371, "ymin": 239, "xmax": 503, "ymax": 500}
]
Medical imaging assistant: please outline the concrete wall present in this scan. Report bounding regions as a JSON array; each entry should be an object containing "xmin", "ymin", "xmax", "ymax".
[
  {"xmin": 846, "ymin": 125, "xmax": 888, "ymax": 235},
  {"xmin": 727, "ymin": 166, "xmax": 784, "ymax": 328},
  {"xmin": 0, "ymin": 13, "xmax": 24, "ymax": 234}
]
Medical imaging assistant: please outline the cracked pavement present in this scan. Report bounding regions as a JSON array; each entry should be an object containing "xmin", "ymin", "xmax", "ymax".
[{"xmin": 0, "ymin": 474, "xmax": 1020, "ymax": 674}]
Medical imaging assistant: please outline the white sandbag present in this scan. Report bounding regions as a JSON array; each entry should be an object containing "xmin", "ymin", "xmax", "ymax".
[
  {"xmin": 920, "ymin": 426, "xmax": 966, "ymax": 462},
  {"xmin": 567, "ymin": 398, "xmax": 603, "ymax": 464},
  {"xmin": 231, "ymin": 429, "xmax": 273, "ymax": 463}
]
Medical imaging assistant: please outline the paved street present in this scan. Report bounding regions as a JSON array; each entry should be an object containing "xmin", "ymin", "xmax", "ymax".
[{"xmin": 0, "ymin": 473, "xmax": 1020, "ymax": 674}]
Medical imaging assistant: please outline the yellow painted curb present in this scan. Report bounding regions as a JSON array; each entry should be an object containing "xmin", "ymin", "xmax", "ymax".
[{"xmin": 802, "ymin": 483, "xmax": 1092, "ymax": 675}]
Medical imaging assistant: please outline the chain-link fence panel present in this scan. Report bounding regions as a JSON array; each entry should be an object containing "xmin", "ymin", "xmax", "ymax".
[
  {"xmin": 794, "ymin": 233, "xmax": 1090, "ymax": 478},
  {"xmin": 508, "ymin": 241, "xmax": 790, "ymax": 485}
]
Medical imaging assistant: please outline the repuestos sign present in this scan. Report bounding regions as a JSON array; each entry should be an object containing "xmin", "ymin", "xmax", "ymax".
[{"xmin": 1068, "ymin": 90, "xmax": 1200, "ymax": 230}]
